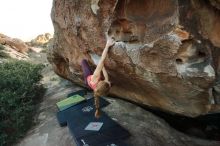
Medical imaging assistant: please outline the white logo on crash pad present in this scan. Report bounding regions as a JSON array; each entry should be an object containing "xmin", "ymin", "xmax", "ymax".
[
  {"xmin": 107, "ymin": 144, "xmax": 117, "ymax": 146},
  {"xmin": 81, "ymin": 139, "xmax": 89, "ymax": 146},
  {"xmin": 85, "ymin": 122, "xmax": 103, "ymax": 131},
  {"xmin": 82, "ymin": 106, "xmax": 93, "ymax": 112}
]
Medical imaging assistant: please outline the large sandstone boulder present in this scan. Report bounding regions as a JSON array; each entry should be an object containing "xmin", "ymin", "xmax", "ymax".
[{"xmin": 48, "ymin": 0, "xmax": 220, "ymax": 117}]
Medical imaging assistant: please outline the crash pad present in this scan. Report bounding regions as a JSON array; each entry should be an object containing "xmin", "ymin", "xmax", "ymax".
[
  {"xmin": 56, "ymin": 94, "xmax": 85, "ymax": 111},
  {"xmin": 57, "ymin": 96, "xmax": 110, "ymax": 127},
  {"xmin": 56, "ymin": 91, "xmax": 130, "ymax": 146}
]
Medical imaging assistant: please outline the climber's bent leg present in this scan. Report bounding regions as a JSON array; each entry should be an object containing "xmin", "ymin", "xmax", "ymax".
[{"xmin": 81, "ymin": 59, "xmax": 93, "ymax": 85}]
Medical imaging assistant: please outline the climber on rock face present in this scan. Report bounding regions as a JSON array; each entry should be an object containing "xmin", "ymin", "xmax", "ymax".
[{"xmin": 81, "ymin": 36, "xmax": 115, "ymax": 118}]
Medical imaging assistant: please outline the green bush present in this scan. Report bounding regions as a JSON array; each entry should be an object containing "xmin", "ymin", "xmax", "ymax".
[
  {"xmin": 0, "ymin": 44, "xmax": 9, "ymax": 58},
  {"xmin": 0, "ymin": 44, "xmax": 5, "ymax": 50},
  {"xmin": 0, "ymin": 51, "xmax": 9, "ymax": 58},
  {"xmin": 0, "ymin": 60, "xmax": 45, "ymax": 146}
]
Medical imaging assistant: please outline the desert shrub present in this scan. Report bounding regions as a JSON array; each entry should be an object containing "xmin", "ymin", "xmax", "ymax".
[
  {"xmin": 0, "ymin": 51, "xmax": 9, "ymax": 58},
  {"xmin": 0, "ymin": 44, "xmax": 9, "ymax": 58},
  {"xmin": 0, "ymin": 60, "xmax": 45, "ymax": 146},
  {"xmin": 0, "ymin": 44, "xmax": 5, "ymax": 50}
]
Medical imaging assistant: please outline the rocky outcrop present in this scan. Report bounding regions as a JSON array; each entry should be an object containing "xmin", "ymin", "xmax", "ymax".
[
  {"xmin": 48, "ymin": 0, "xmax": 220, "ymax": 117},
  {"xmin": 30, "ymin": 33, "xmax": 53, "ymax": 47},
  {"xmin": 1, "ymin": 45, "xmax": 29, "ymax": 60},
  {"xmin": 0, "ymin": 33, "xmax": 29, "ymax": 54}
]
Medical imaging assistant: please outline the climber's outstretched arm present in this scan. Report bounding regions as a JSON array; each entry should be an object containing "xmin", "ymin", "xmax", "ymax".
[
  {"xmin": 92, "ymin": 37, "xmax": 115, "ymax": 82},
  {"xmin": 102, "ymin": 66, "xmax": 109, "ymax": 82}
]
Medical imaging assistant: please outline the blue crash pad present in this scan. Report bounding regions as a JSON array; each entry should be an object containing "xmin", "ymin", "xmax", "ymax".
[
  {"xmin": 67, "ymin": 108, "xmax": 129, "ymax": 145},
  {"xmin": 57, "ymin": 91, "xmax": 130, "ymax": 146},
  {"xmin": 57, "ymin": 96, "xmax": 110, "ymax": 127}
]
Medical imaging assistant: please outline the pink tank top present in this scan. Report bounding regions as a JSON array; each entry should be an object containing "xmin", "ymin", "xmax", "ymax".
[{"xmin": 87, "ymin": 75, "xmax": 100, "ymax": 90}]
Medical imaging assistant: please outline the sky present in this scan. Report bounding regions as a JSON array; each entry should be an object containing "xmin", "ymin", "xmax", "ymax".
[{"xmin": 0, "ymin": 0, "xmax": 54, "ymax": 41}]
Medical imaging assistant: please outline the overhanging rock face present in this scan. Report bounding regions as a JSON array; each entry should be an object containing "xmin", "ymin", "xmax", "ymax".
[{"xmin": 48, "ymin": 0, "xmax": 220, "ymax": 117}]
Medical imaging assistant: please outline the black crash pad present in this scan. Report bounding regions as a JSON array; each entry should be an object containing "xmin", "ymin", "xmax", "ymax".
[
  {"xmin": 67, "ymin": 109, "xmax": 129, "ymax": 146},
  {"xmin": 56, "ymin": 91, "xmax": 130, "ymax": 146},
  {"xmin": 57, "ymin": 96, "xmax": 109, "ymax": 127}
]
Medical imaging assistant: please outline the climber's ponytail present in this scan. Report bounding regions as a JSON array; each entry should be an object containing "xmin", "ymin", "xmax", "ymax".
[
  {"xmin": 94, "ymin": 81, "xmax": 110, "ymax": 118},
  {"xmin": 94, "ymin": 94, "xmax": 101, "ymax": 118}
]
